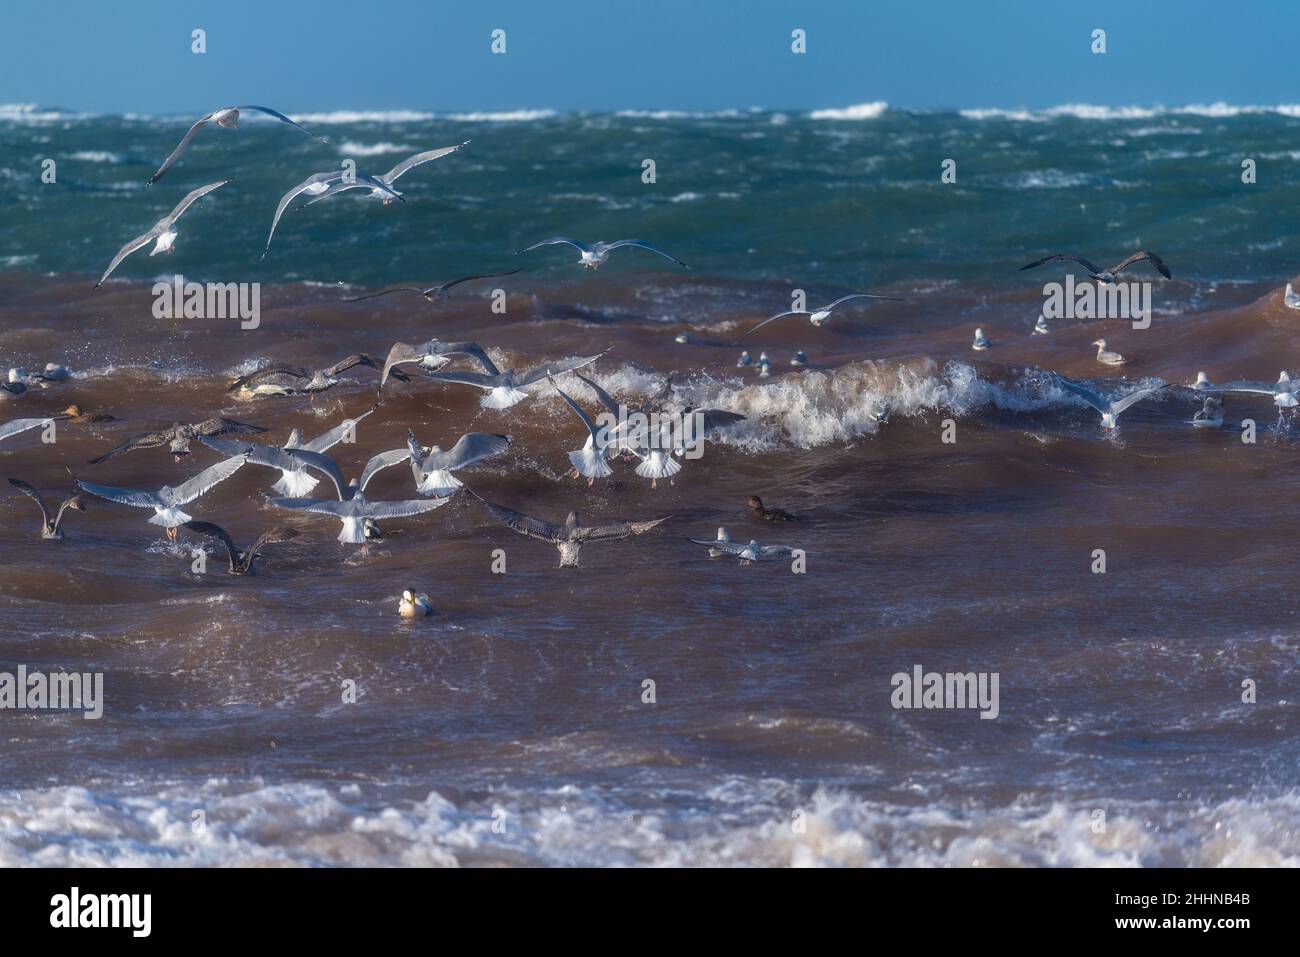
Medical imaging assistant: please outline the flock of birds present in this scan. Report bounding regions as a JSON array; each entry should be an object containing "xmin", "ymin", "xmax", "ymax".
[{"xmin": 5, "ymin": 104, "xmax": 1297, "ymax": 609}]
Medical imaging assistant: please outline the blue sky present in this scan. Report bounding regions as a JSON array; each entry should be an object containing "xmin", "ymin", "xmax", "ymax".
[{"xmin": 1, "ymin": 0, "xmax": 1294, "ymax": 114}]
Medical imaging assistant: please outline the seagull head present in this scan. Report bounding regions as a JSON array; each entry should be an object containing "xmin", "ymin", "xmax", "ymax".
[{"xmin": 1093, "ymin": 339, "xmax": 1107, "ymax": 349}]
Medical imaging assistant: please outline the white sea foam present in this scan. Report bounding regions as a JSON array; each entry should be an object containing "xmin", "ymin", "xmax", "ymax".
[
  {"xmin": 68, "ymin": 150, "xmax": 123, "ymax": 163},
  {"xmin": 961, "ymin": 102, "xmax": 1300, "ymax": 122},
  {"xmin": 337, "ymin": 141, "xmax": 414, "ymax": 156},
  {"xmin": 1, "ymin": 778, "xmax": 1295, "ymax": 867},
  {"xmin": 443, "ymin": 109, "xmax": 557, "ymax": 122},
  {"xmin": 808, "ymin": 101, "xmax": 889, "ymax": 121},
  {"xmin": 294, "ymin": 109, "xmax": 436, "ymax": 124}
]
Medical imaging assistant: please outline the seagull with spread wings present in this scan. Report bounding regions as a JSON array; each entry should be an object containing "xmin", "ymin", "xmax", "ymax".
[
  {"xmin": 518, "ymin": 237, "xmax": 689, "ymax": 270},
  {"xmin": 72, "ymin": 453, "xmax": 249, "ymax": 539},
  {"xmin": 95, "ymin": 181, "xmax": 228, "ymax": 287},
  {"xmin": 181, "ymin": 521, "xmax": 300, "ymax": 575},
  {"xmin": 300, "ymin": 142, "xmax": 470, "ymax": 207},
  {"xmin": 1019, "ymin": 250, "xmax": 1172, "ymax": 283},
  {"xmin": 422, "ymin": 352, "xmax": 606, "ymax": 410},
  {"xmin": 261, "ymin": 169, "xmax": 402, "ymax": 258},
  {"xmin": 1053, "ymin": 374, "xmax": 1169, "ymax": 432},
  {"xmin": 343, "ymin": 269, "xmax": 523, "ymax": 305},
  {"xmin": 741, "ymin": 292, "xmax": 904, "ymax": 339},
  {"xmin": 227, "ymin": 354, "xmax": 392, "ymax": 398},
  {"xmin": 88, "ymin": 417, "xmax": 267, "ymax": 464},
  {"xmin": 378, "ymin": 339, "xmax": 498, "ymax": 391},
  {"xmin": 404, "ymin": 430, "xmax": 511, "ymax": 497},
  {"xmin": 147, "ymin": 106, "xmax": 324, "ymax": 185},
  {"xmin": 472, "ymin": 492, "xmax": 669, "ymax": 568},
  {"xmin": 7, "ymin": 478, "xmax": 84, "ymax": 540}
]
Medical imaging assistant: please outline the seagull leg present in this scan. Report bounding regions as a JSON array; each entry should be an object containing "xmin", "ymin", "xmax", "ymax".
[{"xmin": 165, "ymin": 526, "xmax": 177, "ymax": 542}]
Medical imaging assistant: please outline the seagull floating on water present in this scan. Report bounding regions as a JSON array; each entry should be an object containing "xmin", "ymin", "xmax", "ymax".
[
  {"xmin": 343, "ymin": 269, "xmax": 522, "ymax": 304},
  {"xmin": 1, "ymin": 370, "xmax": 28, "ymax": 402},
  {"xmin": 95, "ymin": 181, "xmax": 228, "ymax": 288},
  {"xmin": 790, "ymin": 350, "xmax": 807, "ymax": 367},
  {"xmin": 1191, "ymin": 395, "xmax": 1225, "ymax": 430},
  {"xmin": 686, "ymin": 532, "xmax": 797, "ymax": 566},
  {"xmin": 972, "ymin": 328, "xmax": 990, "ymax": 351},
  {"xmin": 147, "ymin": 106, "xmax": 324, "ymax": 185},
  {"xmin": 518, "ymin": 238, "xmax": 689, "ymax": 270},
  {"xmin": 737, "ymin": 351, "xmax": 753, "ymax": 367},
  {"xmin": 1093, "ymin": 339, "xmax": 1127, "ymax": 366},
  {"xmin": 8, "ymin": 478, "xmax": 84, "ymax": 540},
  {"xmin": 1286, "ymin": 283, "xmax": 1300, "ymax": 310},
  {"xmin": 1019, "ymin": 250, "xmax": 1172, "ymax": 283},
  {"xmin": 1033, "ymin": 316, "xmax": 1050, "ymax": 335},
  {"xmin": 741, "ymin": 292, "xmax": 903, "ymax": 339},
  {"xmin": 473, "ymin": 492, "xmax": 668, "ymax": 568},
  {"xmin": 73, "ymin": 453, "xmax": 248, "ymax": 539},
  {"xmin": 1053, "ymin": 374, "xmax": 1169, "ymax": 432},
  {"xmin": 182, "ymin": 520, "xmax": 299, "ymax": 575}
]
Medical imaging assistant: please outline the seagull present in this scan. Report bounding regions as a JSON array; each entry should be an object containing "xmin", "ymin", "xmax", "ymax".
[
  {"xmin": 1033, "ymin": 316, "xmax": 1050, "ymax": 335},
  {"xmin": 267, "ymin": 447, "xmax": 448, "ymax": 544},
  {"xmin": 7, "ymin": 478, "xmax": 84, "ymax": 540},
  {"xmin": 72, "ymin": 453, "xmax": 248, "ymax": 539},
  {"xmin": 1190, "ymin": 371, "xmax": 1214, "ymax": 390},
  {"xmin": 88, "ymin": 417, "xmax": 267, "ymax": 464},
  {"xmin": 272, "ymin": 410, "xmax": 375, "ymax": 495},
  {"xmin": 790, "ymin": 350, "xmax": 808, "ymax": 367},
  {"xmin": 757, "ymin": 357, "xmax": 772, "ymax": 378},
  {"xmin": 378, "ymin": 339, "xmax": 498, "ymax": 391},
  {"xmin": 1286, "ymin": 283, "xmax": 1300, "ymax": 310},
  {"xmin": 399, "ymin": 589, "xmax": 434, "ymax": 618},
  {"xmin": 1, "ymin": 369, "xmax": 28, "ymax": 401},
  {"xmin": 147, "ymin": 106, "xmax": 324, "ymax": 185},
  {"xmin": 550, "ymin": 375, "xmax": 617, "ymax": 484},
  {"xmin": 1019, "ymin": 250, "xmax": 1172, "ymax": 283},
  {"xmin": 686, "ymin": 532, "xmax": 796, "ymax": 566},
  {"xmin": 690, "ymin": 527, "xmax": 735, "ymax": 557},
  {"xmin": 343, "ymin": 269, "xmax": 523, "ymax": 304},
  {"xmin": 737, "ymin": 351, "xmax": 753, "ymax": 367},
  {"xmin": 422, "ymin": 353, "xmax": 605, "ymax": 410},
  {"xmin": 1191, "ymin": 395, "xmax": 1225, "ymax": 430},
  {"xmin": 299, "ymin": 142, "xmax": 470, "ymax": 206},
  {"xmin": 624, "ymin": 406, "xmax": 744, "ymax": 489},
  {"xmin": 405, "ymin": 429, "xmax": 511, "ymax": 497},
  {"xmin": 1, "ymin": 416, "xmax": 59, "ymax": 443},
  {"xmin": 1093, "ymin": 339, "xmax": 1127, "ymax": 366},
  {"xmin": 1053, "ymin": 374, "xmax": 1169, "ymax": 432},
  {"xmin": 472, "ymin": 493, "xmax": 669, "ymax": 568},
  {"xmin": 261, "ymin": 169, "xmax": 401, "ymax": 258},
  {"xmin": 94, "ymin": 181, "xmax": 228, "ymax": 288},
  {"xmin": 227, "ymin": 355, "xmax": 390, "ymax": 398},
  {"xmin": 1204, "ymin": 373, "xmax": 1300, "ymax": 428},
  {"xmin": 740, "ymin": 292, "xmax": 903, "ymax": 339},
  {"xmin": 181, "ymin": 521, "xmax": 300, "ymax": 575},
  {"xmin": 518, "ymin": 238, "xmax": 689, "ymax": 270},
  {"xmin": 196, "ymin": 435, "xmax": 351, "ymax": 499},
  {"xmin": 972, "ymin": 328, "xmax": 990, "ymax": 351}
]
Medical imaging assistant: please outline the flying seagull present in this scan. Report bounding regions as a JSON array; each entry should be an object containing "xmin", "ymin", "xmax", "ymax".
[
  {"xmin": 72, "ymin": 453, "xmax": 248, "ymax": 538},
  {"xmin": 147, "ymin": 106, "xmax": 324, "ymax": 185},
  {"xmin": 88, "ymin": 417, "xmax": 267, "ymax": 464},
  {"xmin": 95, "ymin": 181, "xmax": 229, "ymax": 288},
  {"xmin": 343, "ymin": 268, "xmax": 524, "ymax": 304},
  {"xmin": 7, "ymin": 478, "xmax": 84, "ymax": 540},
  {"xmin": 405, "ymin": 429, "xmax": 511, "ymax": 497},
  {"xmin": 261, "ymin": 169, "xmax": 401, "ymax": 258},
  {"xmin": 227, "ymin": 354, "xmax": 392, "ymax": 398},
  {"xmin": 550, "ymin": 375, "xmax": 617, "ymax": 484},
  {"xmin": 518, "ymin": 238, "xmax": 689, "ymax": 270},
  {"xmin": 196, "ymin": 435, "xmax": 351, "ymax": 498},
  {"xmin": 1053, "ymin": 374, "xmax": 1169, "ymax": 432},
  {"xmin": 422, "ymin": 352, "xmax": 606, "ymax": 410},
  {"xmin": 265, "ymin": 410, "xmax": 375, "ymax": 496},
  {"xmin": 1019, "ymin": 250, "xmax": 1172, "ymax": 283},
  {"xmin": 378, "ymin": 339, "xmax": 498, "ymax": 391},
  {"xmin": 300, "ymin": 142, "xmax": 470, "ymax": 207},
  {"xmin": 1204, "ymin": 373, "xmax": 1300, "ymax": 427},
  {"xmin": 740, "ymin": 293, "xmax": 904, "ymax": 339},
  {"xmin": 181, "ymin": 520, "xmax": 300, "ymax": 575},
  {"xmin": 686, "ymin": 531, "xmax": 795, "ymax": 565},
  {"xmin": 472, "ymin": 492, "xmax": 669, "ymax": 568},
  {"xmin": 267, "ymin": 466, "xmax": 450, "ymax": 544}
]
